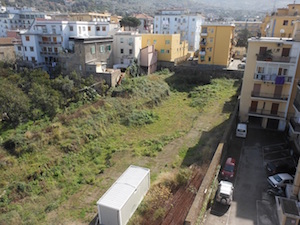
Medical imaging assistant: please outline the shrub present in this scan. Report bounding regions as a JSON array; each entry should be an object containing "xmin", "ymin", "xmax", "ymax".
[{"xmin": 122, "ymin": 110, "xmax": 158, "ymax": 127}]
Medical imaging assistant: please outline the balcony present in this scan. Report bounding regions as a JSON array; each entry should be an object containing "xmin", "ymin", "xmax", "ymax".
[
  {"xmin": 256, "ymin": 54, "xmax": 296, "ymax": 63},
  {"xmin": 248, "ymin": 107, "xmax": 285, "ymax": 118},
  {"xmin": 251, "ymin": 91, "xmax": 289, "ymax": 101},
  {"xmin": 199, "ymin": 51, "xmax": 206, "ymax": 56},
  {"xmin": 254, "ymin": 73, "xmax": 293, "ymax": 83},
  {"xmin": 40, "ymin": 51, "xmax": 59, "ymax": 56},
  {"xmin": 201, "ymin": 32, "xmax": 208, "ymax": 36},
  {"xmin": 39, "ymin": 41, "xmax": 61, "ymax": 45},
  {"xmin": 294, "ymin": 98, "xmax": 300, "ymax": 112},
  {"xmin": 290, "ymin": 117, "xmax": 300, "ymax": 133},
  {"xmin": 200, "ymin": 41, "xmax": 206, "ymax": 46}
]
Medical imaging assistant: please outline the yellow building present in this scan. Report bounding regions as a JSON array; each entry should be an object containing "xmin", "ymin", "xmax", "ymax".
[
  {"xmin": 69, "ymin": 12, "xmax": 111, "ymax": 22},
  {"xmin": 198, "ymin": 24, "xmax": 234, "ymax": 67},
  {"xmin": 239, "ymin": 33, "xmax": 300, "ymax": 131},
  {"xmin": 141, "ymin": 34, "xmax": 188, "ymax": 62},
  {"xmin": 261, "ymin": 3, "xmax": 300, "ymax": 37}
]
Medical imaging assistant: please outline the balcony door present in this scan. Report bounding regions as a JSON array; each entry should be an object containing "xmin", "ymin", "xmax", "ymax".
[
  {"xmin": 274, "ymin": 85, "xmax": 283, "ymax": 99},
  {"xmin": 281, "ymin": 48, "xmax": 290, "ymax": 57},
  {"xmin": 253, "ymin": 84, "xmax": 261, "ymax": 96},
  {"xmin": 271, "ymin": 103, "xmax": 279, "ymax": 115},
  {"xmin": 259, "ymin": 47, "xmax": 267, "ymax": 55},
  {"xmin": 250, "ymin": 101, "xmax": 258, "ymax": 113}
]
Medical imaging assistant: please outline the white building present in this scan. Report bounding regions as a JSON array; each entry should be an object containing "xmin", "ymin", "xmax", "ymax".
[
  {"xmin": 153, "ymin": 9, "xmax": 205, "ymax": 52},
  {"xmin": 18, "ymin": 18, "xmax": 110, "ymax": 71},
  {"xmin": 0, "ymin": 6, "xmax": 46, "ymax": 37},
  {"xmin": 113, "ymin": 31, "xmax": 141, "ymax": 69}
]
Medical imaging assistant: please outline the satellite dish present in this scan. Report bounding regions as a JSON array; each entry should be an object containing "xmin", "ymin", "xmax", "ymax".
[{"xmin": 280, "ymin": 29, "xmax": 285, "ymax": 34}]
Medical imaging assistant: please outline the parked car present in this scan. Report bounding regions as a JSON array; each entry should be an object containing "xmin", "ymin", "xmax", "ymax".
[
  {"xmin": 236, "ymin": 123, "xmax": 247, "ymax": 138},
  {"xmin": 216, "ymin": 181, "xmax": 234, "ymax": 205},
  {"xmin": 265, "ymin": 158, "xmax": 296, "ymax": 175},
  {"xmin": 238, "ymin": 63, "xmax": 245, "ymax": 69},
  {"xmin": 221, "ymin": 157, "xmax": 236, "ymax": 180},
  {"xmin": 267, "ymin": 173, "xmax": 294, "ymax": 188},
  {"xmin": 241, "ymin": 57, "xmax": 247, "ymax": 62}
]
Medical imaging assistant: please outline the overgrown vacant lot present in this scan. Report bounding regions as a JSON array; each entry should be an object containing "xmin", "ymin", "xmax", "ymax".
[{"xmin": 0, "ymin": 71, "xmax": 240, "ymax": 224}]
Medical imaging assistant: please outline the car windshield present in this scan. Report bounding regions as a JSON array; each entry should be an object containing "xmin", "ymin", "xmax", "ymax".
[
  {"xmin": 224, "ymin": 164, "xmax": 234, "ymax": 172},
  {"xmin": 273, "ymin": 174, "xmax": 283, "ymax": 182}
]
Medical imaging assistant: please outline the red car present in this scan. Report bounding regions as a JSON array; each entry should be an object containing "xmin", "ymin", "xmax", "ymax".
[{"xmin": 221, "ymin": 157, "xmax": 236, "ymax": 180}]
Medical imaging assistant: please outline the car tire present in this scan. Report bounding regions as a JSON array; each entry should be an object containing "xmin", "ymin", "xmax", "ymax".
[{"xmin": 221, "ymin": 197, "xmax": 227, "ymax": 205}]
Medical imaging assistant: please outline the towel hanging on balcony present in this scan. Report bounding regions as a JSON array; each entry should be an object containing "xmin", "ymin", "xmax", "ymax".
[{"xmin": 275, "ymin": 76, "xmax": 285, "ymax": 85}]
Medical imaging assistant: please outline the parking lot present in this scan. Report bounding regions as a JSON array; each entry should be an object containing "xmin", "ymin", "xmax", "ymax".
[{"xmin": 203, "ymin": 128, "xmax": 288, "ymax": 225}]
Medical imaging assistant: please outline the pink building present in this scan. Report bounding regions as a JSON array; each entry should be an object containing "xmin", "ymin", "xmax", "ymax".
[{"xmin": 140, "ymin": 45, "xmax": 157, "ymax": 75}]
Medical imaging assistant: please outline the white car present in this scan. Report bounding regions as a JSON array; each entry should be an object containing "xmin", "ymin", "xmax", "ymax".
[
  {"xmin": 216, "ymin": 181, "xmax": 234, "ymax": 205},
  {"xmin": 267, "ymin": 173, "xmax": 294, "ymax": 188}
]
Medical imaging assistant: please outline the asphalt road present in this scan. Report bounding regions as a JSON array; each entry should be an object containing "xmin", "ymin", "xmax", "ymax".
[{"xmin": 203, "ymin": 128, "xmax": 286, "ymax": 225}]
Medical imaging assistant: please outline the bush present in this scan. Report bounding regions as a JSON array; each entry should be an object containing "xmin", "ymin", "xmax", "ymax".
[{"xmin": 122, "ymin": 110, "xmax": 158, "ymax": 127}]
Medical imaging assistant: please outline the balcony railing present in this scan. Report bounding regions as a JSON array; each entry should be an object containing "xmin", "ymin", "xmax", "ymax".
[
  {"xmin": 294, "ymin": 98, "xmax": 300, "ymax": 112},
  {"xmin": 248, "ymin": 107, "xmax": 285, "ymax": 118},
  {"xmin": 254, "ymin": 73, "xmax": 293, "ymax": 83},
  {"xmin": 199, "ymin": 51, "xmax": 206, "ymax": 56},
  {"xmin": 201, "ymin": 32, "xmax": 208, "ymax": 36},
  {"xmin": 200, "ymin": 41, "xmax": 206, "ymax": 46},
  {"xmin": 256, "ymin": 54, "xmax": 296, "ymax": 63},
  {"xmin": 39, "ymin": 41, "xmax": 61, "ymax": 45},
  {"xmin": 40, "ymin": 51, "xmax": 59, "ymax": 55},
  {"xmin": 290, "ymin": 117, "xmax": 300, "ymax": 133},
  {"xmin": 251, "ymin": 91, "xmax": 289, "ymax": 100}
]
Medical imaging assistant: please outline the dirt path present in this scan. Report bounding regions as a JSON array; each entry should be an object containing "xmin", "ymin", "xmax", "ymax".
[{"xmin": 47, "ymin": 96, "xmax": 234, "ymax": 224}]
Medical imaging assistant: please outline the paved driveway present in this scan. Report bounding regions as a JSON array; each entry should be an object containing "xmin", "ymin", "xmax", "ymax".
[{"xmin": 203, "ymin": 128, "xmax": 286, "ymax": 225}]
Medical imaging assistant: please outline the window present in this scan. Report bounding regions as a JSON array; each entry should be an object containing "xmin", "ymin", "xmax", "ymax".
[
  {"xmin": 129, "ymin": 49, "xmax": 132, "ymax": 54},
  {"xmin": 31, "ymin": 57, "xmax": 36, "ymax": 62},
  {"xmin": 69, "ymin": 26, "xmax": 73, "ymax": 31},
  {"xmin": 96, "ymin": 26, "xmax": 100, "ymax": 31},
  {"xmin": 30, "ymin": 46, "xmax": 34, "ymax": 52},
  {"xmin": 83, "ymin": 26, "xmax": 86, "ymax": 32},
  {"xmin": 91, "ymin": 46, "xmax": 95, "ymax": 54},
  {"xmin": 209, "ymin": 47, "xmax": 212, "ymax": 52},
  {"xmin": 17, "ymin": 46, "xmax": 21, "ymax": 51},
  {"xmin": 210, "ymin": 37, "xmax": 213, "ymax": 42},
  {"xmin": 54, "ymin": 47, "xmax": 58, "ymax": 53},
  {"xmin": 283, "ymin": 20, "xmax": 288, "ymax": 26},
  {"xmin": 106, "ymin": 45, "xmax": 111, "ymax": 51},
  {"xmin": 120, "ymin": 49, "xmax": 124, "ymax": 54},
  {"xmin": 166, "ymin": 50, "xmax": 170, "ymax": 53},
  {"xmin": 24, "ymin": 46, "xmax": 27, "ymax": 51},
  {"xmin": 120, "ymin": 38, "xmax": 124, "ymax": 43},
  {"xmin": 210, "ymin": 28, "xmax": 214, "ymax": 33},
  {"xmin": 100, "ymin": 45, "xmax": 105, "ymax": 53},
  {"xmin": 153, "ymin": 40, "xmax": 157, "ymax": 44},
  {"xmin": 88, "ymin": 26, "xmax": 91, "ymax": 31},
  {"xmin": 102, "ymin": 26, "xmax": 106, "ymax": 31},
  {"xmin": 48, "ymin": 47, "xmax": 52, "ymax": 52},
  {"xmin": 208, "ymin": 57, "xmax": 211, "ymax": 62},
  {"xmin": 165, "ymin": 40, "xmax": 170, "ymax": 44},
  {"xmin": 160, "ymin": 49, "xmax": 165, "ymax": 53},
  {"xmin": 175, "ymin": 18, "xmax": 177, "ymax": 21},
  {"xmin": 192, "ymin": 18, "xmax": 195, "ymax": 21},
  {"xmin": 25, "ymin": 36, "xmax": 30, "ymax": 41},
  {"xmin": 53, "ymin": 37, "xmax": 57, "ymax": 42}
]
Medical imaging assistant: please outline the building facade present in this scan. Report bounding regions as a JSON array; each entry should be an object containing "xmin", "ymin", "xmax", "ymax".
[
  {"xmin": 234, "ymin": 21, "xmax": 262, "ymax": 38},
  {"xmin": 0, "ymin": 37, "xmax": 16, "ymax": 62},
  {"xmin": 198, "ymin": 23, "xmax": 235, "ymax": 67},
  {"xmin": 18, "ymin": 19, "xmax": 110, "ymax": 72},
  {"xmin": 0, "ymin": 6, "xmax": 46, "ymax": 37},
  {"xmin": 239, "ymin": 36, "xmax": 300, "ymax": 131},
  {"xmin": 153, "ymin": 9, "xmax": 204, "ymax": 52},
  {"xmin": 141, "ymin": 33, "xmax": 188, "ymax": 62},
  {"xmin": 133, "ymin": 13, "xmax": 153, "ymax": 34},
  {"xmin": 261, "ymin": 3, "xmax": 300, "ymax": 38},
  {"xmin": 140, "ymin": 45, "xmax": 157, "ymax": 74},
  {"xmin": 113, "ymin": 31, "xmax": 141, "ymax": 69}
]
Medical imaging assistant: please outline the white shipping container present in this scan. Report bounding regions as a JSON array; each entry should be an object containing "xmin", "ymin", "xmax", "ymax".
[{"xmin": 97, "ymin": 165, "xmax": 150, "ymax": 225}]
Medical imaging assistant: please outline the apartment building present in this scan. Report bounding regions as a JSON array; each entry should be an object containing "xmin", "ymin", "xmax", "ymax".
[
  {"xmin": 141, "ymin": 33, "xmax": 188, "ymax": 62},
  {"xmin": 198, "ymin": 23, "xmax": 235, "ymax": 67},
  {"xmin": 153, "ymin": 9, "xmax": 204, "ymax": 52},
  {"xmin": 18, "ymin": 19, "xmax": 109, "ymax": 72},
  {"xmin": 68, "ymin": 13, "xmax": 111, "ymax": 22},
  {"xmin": 113, "ymin": 31, "xmax": 141, "ymax": 69},
  {"xmin": 0, "ymin": 37, "xmax": 16, "ymax": 62},
  {"xmin": 261, "ymin": 3, "xmax": 300, "ymax": 38},
  {"xmin": 0, "ymin": 6, "xmax": 46, "ymax": 37},
  {"xmin": 239, "ymin": 34, "xmax": 300, "ymax": 131},
  {"xmin": 132, "ymin": 13, "xmax": 153, "ymax": 34},
  {"xmin": 140, "ymin": 45, "xmax": 157, "ymax": 75}
]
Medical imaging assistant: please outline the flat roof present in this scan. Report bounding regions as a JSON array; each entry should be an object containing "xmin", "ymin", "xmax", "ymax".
[
  {"xmin": 248, "ymin": 37, "xmax": 294, "ymax": 44},
  {"xmin": 281, "ymin": 198, "xmax": 300, "ymax": 216},
  {"xmin": 97, "ymin": 165, "xmax": 150, "ymax": 210}
]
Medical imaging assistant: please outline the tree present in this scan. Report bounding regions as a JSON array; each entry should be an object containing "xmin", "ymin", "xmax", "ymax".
[
  {"xmin": 0, "ymin": 79, "xmax": 30, "ymax": 125},
  {"xmin": 120, "ymin": 17, "xmax": 141, "ymax": 30},
  {"xmin": 236, "ymin": 28, "xmax": 252, "ymax": 47}
]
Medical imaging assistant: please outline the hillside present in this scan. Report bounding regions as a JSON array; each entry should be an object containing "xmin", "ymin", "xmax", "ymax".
[
  {"xmin": 0, "ymin": 67, "xmax": 241, "ymax": 224},
  {"xmin": 1, "ymin": 0, "xmax": 292, "ymax": 17}
]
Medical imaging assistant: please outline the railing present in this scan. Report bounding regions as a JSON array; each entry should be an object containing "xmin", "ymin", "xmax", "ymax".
[
  {"xmin": 293, "ymin": 98, "xmax": 300, "ymax": 112},
  {"xmin": 290, "ymin": 117, "xmax": 300, "ymax": 133},
  {"xmin": 254, "ymin": 73, "xmax": 293, "ymax": 83},
  {"xmin": 200, "ymin": 41, "xmax": 206, "ymax": 46},
  {"xmin": 256, "ymin": 54, "xmax": 296, "ymax": 63},
  {"xmin": 201, "ymin": 32, "xmax": 208, "ymax": 36},
  {"xmin": 248, "ymin": 107, "xmax": 285, "ymax": 118},
  {"xmin": 40, "ymin": 51, "xmax": 59, "ymax": 55},
  {"xmin": 251, "ymin": 91, "xmax": 289, "ymax": 100},
  {"xmin": 39, "ymin": 41, "xmax": 61, "ymax": 45},
  {"xmin": 199, "ymin": 51, "xmax": 206, "ymax": 56}
]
